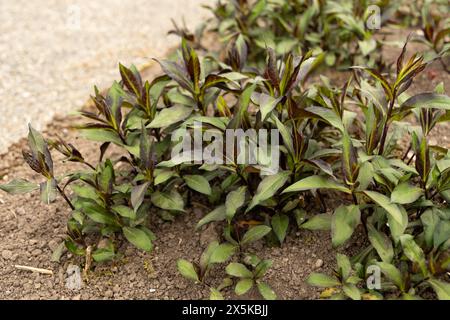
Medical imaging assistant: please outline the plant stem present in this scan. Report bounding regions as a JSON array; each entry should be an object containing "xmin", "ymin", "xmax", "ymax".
[
  {"xmin": 429, "ymin": 189, "xmax": 439, "ymax": 200},
  {"xmin": 351, "ymin": 192, "xmax": 358, "ymax": 205},
  {"xmin": 316, "ymin": 190, "xmax": 327, "ymax": 212},
  {"xmin": 56, "ymin": 184, "xmax": 75, "ymax": 210},
  {"xmin": 406, "ymin": 154, "xmax": 415, "ymax": 165},
  {"xmin": 378, "ymin": 93, "xmax": 396, "ymax": 156},
  {"xmin": 401, "ymin": 144, "xmax": 411, "ymax": 161},
  {"xmin": 439, "ymin": 57, "xmax": 450, "ymax": 74},
  {"xmin": 82, "ymin": 161, "xmax": 96, "ymax": 171}
]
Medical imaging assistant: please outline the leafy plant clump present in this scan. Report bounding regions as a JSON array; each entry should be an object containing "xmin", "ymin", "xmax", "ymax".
[
  {"xmin": 1, "ymin": 0, "xmax": 450, "ymax": 300},
  {"xmin": 204, "ymin": 0, "xmax": 392, "ymax": 69}
]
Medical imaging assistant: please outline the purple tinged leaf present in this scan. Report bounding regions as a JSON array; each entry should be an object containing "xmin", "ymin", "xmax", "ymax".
[
  {"xmin": 131, "ymin": 181, "xmax": 150, "ymax": 211},
  {"xmin": 119, "ymin": 63, "xmax": 142, "ymax": 98},
  {"xmin": 156, "ymin": 59, "xmax": 193, "ymax": 93},
  {"xmin": 265, "ymin": 47, "xmax": 279, "ymax": 88}
]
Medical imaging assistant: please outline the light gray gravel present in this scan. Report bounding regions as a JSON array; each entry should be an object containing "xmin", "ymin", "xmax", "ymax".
[{"xmin": 0, "ymin": 0, "xmax": 210, "ymax": 154}]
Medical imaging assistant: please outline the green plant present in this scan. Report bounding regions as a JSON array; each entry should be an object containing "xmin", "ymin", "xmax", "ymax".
[
  {"xmin": 177, "ymin": 240, "xmax": 234, "ymax": 300},
  {"xmin": 177, "ymin": 239, "xmax": 276, "ymax": 300},
  {"xmin": 226, "ymin": 254, "xmax": 276, "ymax": 300},
  {"xmin": 414, "ymin": 13, "xmax": 450, "ymax": 73},
  {"xmin": 1, "ymin": 0, "xmax": 450, "ymax": 300},
  {"xmin": 300, "ymin": 47, "xmax": 450, "ymax": 299},
  {"xmin": 203, "ymin": 0, "xmax": 397, "ymax": 69}
]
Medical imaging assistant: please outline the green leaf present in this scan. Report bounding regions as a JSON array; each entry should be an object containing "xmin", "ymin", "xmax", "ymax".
[
  {"xmin": 123, "ymin": 226, "xmax": 153, "ymax": 252},
  {"xmin": 305, "ymin": 106, "xmax": 344, "ymax": 132},
  {"xmin": 27, "ymin": 124, "xmax": 47, "ymax": 156},
  {"xmin": 151, "ymin": 190, "xmax": 184, "ymax": 211},
  {"xmin": 271, "ymin": 213, "xmax": 289, "ymax": 243},
  {"xmin": 356, "ymin": 67, "xmax": 393, "ymax": 101},
  {"xmin": 131, "ymin": 181, "xmax": 150, "ymax": 211},
  {"xmin": 259, "ymin": 93, "xmax": 283, "ymax": 122},
  {"xmin": 254, "ymin": 260, "xmax": 273, "ymax": 279},
  {"xmin": 257, "ymin": 282, "xmax": 277, "ymax": 300},
  {"xmin": 209, "ymin": 288, "xmax": 224, "ymax": 300},
  {"xmin": 0, "ymin": 179, "xmax": 39, "ymax": 194},
  {"xmin": 300, "ymin": 214, "xmax": 331, "ymax": 230},
  {"xmin": 391, "ymin": 182, "xmax": 423, "ymax": 204},
  {"xmin": 272, "ymin": 115, "xmax": 295, "ymax": 157},
  {"xmin": 400, "ymin": 234, "xmax": 428, "ymax": 276},
  {"xmin": 358, "ymin": 39, "xmax": 377, "ymax": 56},
  {"xmin": 217, "ymin": 277, "xmax": 233, "ymax": 291},
  {"xmin": 434, "ymin": 220, "xmax": 450, "ymax": 249},
  {"xmin": 331, "ymin": 205, "xmax": 360, "ymax": 247},
  {"xmin": 75, "ymin": 198, "xmax": 116, "ymax": 225},
  {"xmin": 111, "ymin": 205, "xmax": 136, "ymax": 220},
  {"xmin": 235, "ymin": 279, "xmax": 254, "ymax": 295},
  {"xmin": 92, "ymin": 247, "xmax": 115, "ymax": 262},
  {"xmin": 375, "ymin": 262, "xmax": 404, "ymax": 290},
  {"xmin": 71, "ymin": 184, "xmax": 100, "ymax": 203},
  {"xmin": 225, "ymin": 186, "xmax": 247, "ymax": 221},
  {"xmin": 189, "ymin": 115, "xmax": 228, "ymax": 130},
  {"xmin": 341, "ymin": 131, "xmax": 358, "ymax": 184},
  {"xmin": 336, "ymin": 253, "xmax": 352, "ymax": 280},
  {"xmin": 247, "ymin": 171, "xmax": 290, "ymax": 212},
  {"xmin": 64, "ymin": 239, "xmax": 85, "ymax": 256},
  {"xmin": 363, "ymin": 191, "xmax": 404, "ymax": 225},
  {"xmin": 428, "ymin": 279, "xmax": 450, "ymax": 300},
  {"xmin": 196, "ymin": 205, "xmax": 226, "ymax": 230},
  {"xmin": 40, "ymin": 178, "xmax": 57, "ymax": 204},
  {"xmin": 79, "ymin": 128, "xmax": 123, "ymax": 145},
  {"xmin": 421, "ymin": 208, "xmax": 439, "ymax": 248},
  {"xmin": 306, "ymin": 273, "xmax": 341, "ymax": 287},
  {"xmin": 240, "ymin": 225, "xmax": 272, "ymax": 245},
  {"xmin": 210, "ymin": 243, "xmax": 237, "ymax": 264},
  {"xmin": 154, "ymin": 170, "xmax": 177, "ymax": 186},
  {"xmin": 249, "ymin": 0, "xmax": 266, "ymax": 23},
  {"xmin": 177, "ymin": 259, "xmax": 199, "ymax": 282},
  {"xmin": 148, "ymin": 105, "xmax": 192, "ymax": 128},
  {"xmin": 400, "ymin": 93, "xmax": 450, "ymax": 111},
  {"xmin": 283, "ymin": 175, "xmax": 351, "ymax": 194},
  {"xmin": 200, "ymin": 241, "xmax": 219, "ymax": 270},
  {"xmin": 226, "ymin": 263, "xmax": 253, "ymax": 278},
  {"xmin": 386, "ymin": 206, "xmax": 408, "ymax": 242},
  {"xmin": 184, "ymin": 175, "xmax": 212, "ymax": 195},
  {"xmin": 368, "ymin": 224, "xmax": 394, "ymax": 263},
  {"xmin": 343, "ymin": 284, "xmax": 361, "ymax": 300},
  {"xmin": 98, "ymin": 160, "xmax": 114, "ymax": 193}
]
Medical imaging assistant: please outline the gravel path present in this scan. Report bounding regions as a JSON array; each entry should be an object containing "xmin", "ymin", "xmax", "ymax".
[{"xmin": 0, "ymin": 0, "xmax": 210, "ymax": 154}]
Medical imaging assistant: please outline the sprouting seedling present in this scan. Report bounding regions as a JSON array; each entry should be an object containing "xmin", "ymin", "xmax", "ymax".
[
  {"xmin": 225, "ymin": 254, "xmax": 277, "ymax": 300},
  {"xmin": 0, "ymin": 125, "xmax": 75, "ymax": 209}
]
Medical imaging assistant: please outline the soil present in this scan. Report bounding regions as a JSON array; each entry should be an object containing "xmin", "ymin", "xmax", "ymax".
[{"xmin": 0, "ymin": 28, "xmax": 449, "ymax": 300}]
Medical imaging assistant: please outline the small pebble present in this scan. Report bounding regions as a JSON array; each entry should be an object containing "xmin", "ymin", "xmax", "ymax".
[
  {"xmin": 104, "ymin": 290, "xmax": 114, "ymax": 298},
  {"xmin": 1, "ymin": 250, "xmax": 13, "ymax": 260},
  {"xmin": 32, "ymin": 249, "xmax": 43, "ymax": 257},
  {"xmin": 315, "ymin": 259, "xmax": 324, "ymax": 268}
]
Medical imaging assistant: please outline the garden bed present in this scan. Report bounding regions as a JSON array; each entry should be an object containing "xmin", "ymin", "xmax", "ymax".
[{"xmin": 0, "ymin": 24, "xmax": 448, "ymax": 299}]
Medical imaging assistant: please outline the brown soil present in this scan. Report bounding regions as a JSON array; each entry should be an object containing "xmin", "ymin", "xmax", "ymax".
[{"xmin": 0, "ymin": 28, "xmax": 449, "ymax": 300}]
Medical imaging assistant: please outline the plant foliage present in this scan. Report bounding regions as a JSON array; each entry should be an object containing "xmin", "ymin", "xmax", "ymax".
[{"xmin": 1, "ymin": 0, "xmax": 450, "ymax": 300}]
